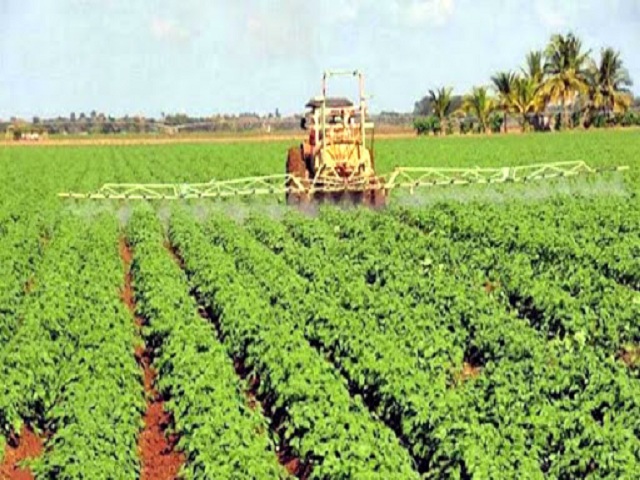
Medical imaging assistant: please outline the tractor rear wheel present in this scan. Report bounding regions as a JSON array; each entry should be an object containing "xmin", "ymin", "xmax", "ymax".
[
  {"xmin": 371, "ymin": 187, "xmax": 387, "ymax": 209},
  {"xmin": 368, "ymin": 176, "xmax": 387, "ymax": 209},
  {"xmin": 286, "ymin": 146, "xmax": 311, "ymax": 206}
]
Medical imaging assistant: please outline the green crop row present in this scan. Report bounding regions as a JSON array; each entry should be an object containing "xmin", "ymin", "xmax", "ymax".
[
  {"xmin": 169, "ymin": 210, "xmax": 419, "ymax": 479},
  {"xmin": 243, "ymin": 208, "xmax": 640, "ymax": 478},
  {"xmin": 33, "ymin": 214, "xmax": 144, "ymax": 478},
  {"xmin": 0, "ymin": 214, "xmax": 144, "ymax": 478},
  {"xmin": 204, "ymin": 213, "xmax": 456, "ymax": 474},
  {"xmin": 393, "ymin": 202, "xmax": 640, "ymax": 352},
  {"xmin": 127, "ymin": 206, "xmax": 288, "ymax": 479},
  {"xmin": 243, "ymin": 212, "xmax": 548, "ymax": 477},
  {"xmin": 0, "ymin": 215, "xmax": 87, "ymax": 434},
  {"xmin": 0, "ymin": 215, "xmax": 47, "ymax": 345}
]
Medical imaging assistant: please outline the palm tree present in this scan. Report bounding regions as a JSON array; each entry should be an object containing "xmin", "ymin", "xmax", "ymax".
[
  {"xmin": 522, "ymin": 50, "xmax": 545, "ymax": 85},
  {"xmin": 490, "ymin": 71, "xmax": 518, "ymax": 132},
  {"xmin": 428, "ymin": 87, "xmax": 454, "ymax": 122},
  {"xmin": 511, "ymin": 77, "xmax": 543, "ymax": 132},
  {"xmin": 521, "ymin": 50, "xmax": 547, "ymax": 130},
  {"xmin": 461, "ymin": 87, "xmax": 496, "ymax": 133},
  {"xmin": 588, "ymin": 47, "xmax": 634, "ymax": 117},
  {"xmin": 540, "ymin": 33, "xmax": 591, "ymax": 128}
]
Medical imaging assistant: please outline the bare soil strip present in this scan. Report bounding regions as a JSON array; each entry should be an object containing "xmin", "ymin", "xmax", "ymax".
[
  {"xmin": 0, "ymin": 427, "xmax": 43, "ymax": 480},
  {"xmin": 120, "ymin": 239, "xmax": 185, "ymax": 480},
  {"xmin": 456, "ymin": 362, "xmax": 482, "ymax": 385},
  {"xmin": 167, "ymin": 242, "xmax": 308, "ymax": 478},
  {"xmin": 0, "ymin": 131, "xmax": 416, "ymax": 148},
  {"xmin": 620, "ymin": 345, "xmax": 639, "ymax": 368}
]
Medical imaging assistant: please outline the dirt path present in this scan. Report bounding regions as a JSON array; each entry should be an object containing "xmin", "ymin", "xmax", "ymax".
[
  {"xmin": 0, "ymin": 428, "xmax": 43, "ymax": 480},
  {"xmin": 119, "ymin": 239, "xmax": 184, "ymax": 480},
  {"xmin": 0, "ymin": 131, "xmax": 417, "ymax": 148}
]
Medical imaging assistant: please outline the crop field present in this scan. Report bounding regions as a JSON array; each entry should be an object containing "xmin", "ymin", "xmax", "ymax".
[{"xmin": 0, "ymin": 130, "xmax": 638, "ymax": 479}]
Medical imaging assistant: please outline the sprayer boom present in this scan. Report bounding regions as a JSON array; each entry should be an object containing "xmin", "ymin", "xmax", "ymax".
[{"xmin": 58, "ymin": 161, "xmax": 628, "ymax": 201}]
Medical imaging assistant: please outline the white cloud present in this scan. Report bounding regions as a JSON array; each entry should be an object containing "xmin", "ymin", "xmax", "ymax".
[
  {"xmin": 532, "ymin": 0, "xmax": 616, "ymax": 30},
  {"xmin": 391, "ymin": 0, "xmax": 455, "ymax": 26},
  {"xmin": 334, "ymin": 0, "xmax": 363, "ymax": 22},
  {"xmin": 534, "ymin": 0, "xmax": 567, "ymax": 28},
  {"xmin": 150, "ymin": 16, "xmax": 190, "ymax": 43},
  {"xmin": 242, "ymin": 0, "xmax": 315, "ymax": 58}
]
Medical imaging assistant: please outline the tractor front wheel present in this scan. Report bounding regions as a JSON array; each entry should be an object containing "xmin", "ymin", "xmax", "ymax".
[{"xmin": 286, "ymin": 146, "xmax": 311, "ymax": 206}]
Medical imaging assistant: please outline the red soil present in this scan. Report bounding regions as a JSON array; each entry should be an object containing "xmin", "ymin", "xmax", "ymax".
[
  {"xmin": 120, "ymin": 239, "xmax": 185, "ymax": 480},
  {"xmin": 277, "ymin": 452, "xmax": 311, "ymax": 478},
  {"xmin": 620, "ymin": 346, "xmax": 639, "ymax": 368},
  {"xmin": 138, "ymin": 387, "xmax": 183, "ymax": 480},
  {"xmin": 163, "ymin": 241, "xmax": 185, "ymax": 269},
  {"xmin": 484, "ymin": 280, "xmax": 500, "ymax": 294},
  {"xmin": 0, "ymin": 427, "xmax": 43, "ymax": 480},
  {"xmin": 462, "ymin": 362, "xmax": 481, "ymax": 379},
  {"xmin": 453, "ymin": 362, "xmax": 482, "ymax": 386},
  {"xmin": 231, "ymin": 355, "xmax": 310, "ymax": 479}
]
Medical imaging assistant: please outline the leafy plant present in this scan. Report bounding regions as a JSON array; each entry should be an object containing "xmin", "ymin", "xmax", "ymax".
[
  {"xmin": 461, "ymin": 87, "xmax": 496, "ymax": 133},
  {"xmin": 489, "ymin": 113, "xmax": 504, "ymax": 133},
  {"xmin": 128, "ymin": 207, "xmax": 288, "ymax": 479}
]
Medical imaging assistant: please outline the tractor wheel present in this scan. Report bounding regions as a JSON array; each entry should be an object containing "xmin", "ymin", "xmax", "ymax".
[
  {"xmin": 343, "ymin": 190, "xmax": 362, "ymax": 206},
  {"xmin": 314, "ymin": 189, "xmax": 340, "ymax": 205},
  {"xmin": 286, "ymin": 146, "xmax": 311, "ymax": 206},
  {"xmin": 371, "ymin": 187, "xmax": 387, "ymax": 209},
  {"xmin": 368, "ymin": 176, "xmax": 387, "ymax": 209}
]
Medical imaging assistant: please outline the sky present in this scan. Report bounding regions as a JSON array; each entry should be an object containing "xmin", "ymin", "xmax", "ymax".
[{"xmin": 1, "ymin": 0, "xmax": 639, "ymax": 119}]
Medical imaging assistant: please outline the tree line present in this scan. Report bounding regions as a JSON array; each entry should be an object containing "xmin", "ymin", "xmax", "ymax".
[
  {"xmin": 414, "ymin": 32, "xmax": 638, "ymax": 135},
  {"xmin": 4, "ymin": 33, "xmax": 638, "ymax": 139}
]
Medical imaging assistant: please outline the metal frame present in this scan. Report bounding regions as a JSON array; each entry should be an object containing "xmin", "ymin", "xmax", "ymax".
[
  {"xmin": 385, "ymin": 161, "xmax": 629, "ymax": 193},
  {"xmin": 314, "ymin": 70, "xmax": 374, "ymax": 174},
  {"xmin": 58, "ymin": 161, "xmax": 629, "ymax": 200},
  {"xmin": 321, "ymin": 70, "xmax": 369, "ymax": 148}
]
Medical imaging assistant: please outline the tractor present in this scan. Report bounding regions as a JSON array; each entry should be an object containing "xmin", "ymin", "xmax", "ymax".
[{"xmin": 285, "ymin": 70, "xmax": 386, "ymax": 207}]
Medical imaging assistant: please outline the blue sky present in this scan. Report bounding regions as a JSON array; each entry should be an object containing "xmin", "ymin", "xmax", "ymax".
[{"xmin": 1, "ymin": 0, "xmax": 638, "ymax": 119}]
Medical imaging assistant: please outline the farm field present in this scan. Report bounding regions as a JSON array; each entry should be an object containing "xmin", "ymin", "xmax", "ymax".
[{"xmin": 0, "ymin": 129, "xmax": 639, "ymax": 479}]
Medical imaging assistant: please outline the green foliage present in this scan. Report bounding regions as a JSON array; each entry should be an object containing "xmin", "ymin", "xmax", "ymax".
[
  {"xmin": 621, "ymin": 111, "xmax": 640, "ymax": 127},
  {"xmin": 489, "ymin": 113, "xmax": 504, "ymax": 133},
  {"xmin": 421, "ymin": 33, "xmax": 636, "ymax": 133},
  {"xmin": 243, "ymin": 201, "xmax": 640, "ymax": 478},
  {"xmin": 128, "ymin": 207, "xmax": 288, "ymax": 479},
  {"xmin": 459, "ymin": 117, "xmax": 474, "ymax": 134},
  {"xmin": 413, "ymin": 116, "xmax": 429, "ymax": 135},
  {"xmin": 0, "ymin": 214, "xmax": 145, "ymax": 478},
  {"xmin": 592, "ymin": 113, "xmax": 607, "ymax": 128},
  {"xmin": 462, "ymin": 86, "xmax": 496, "ymax": 132},
  {"xmin": 413, "ymin": 115, "xmax": 441, "ymax": 135},
  {"xmin": 428, "ymin": 87, "xmax": 454, "ymax": 120},
  {"xmin": 170, "ymin": 211, "xmax": 419, "ymax": 479},
  {"xmin": 0, "ymin": 132, "xmax": 638, "ymax": 478},
  {"xmin": 0, "ymin": 211, "xmax": 50, "ymax": 344},
  {"xmin": 570, "ymin": 110, "xmax": 582, "ymax": 129},
  {"xmin": 413, "ymin": 115, "xmax": 442, "ymax": 135}
]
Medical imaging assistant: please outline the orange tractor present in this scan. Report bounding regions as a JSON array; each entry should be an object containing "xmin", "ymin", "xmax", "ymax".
[{"xmin": 285, "ymin": 70, "xmax": 386, "ymax": 207}]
